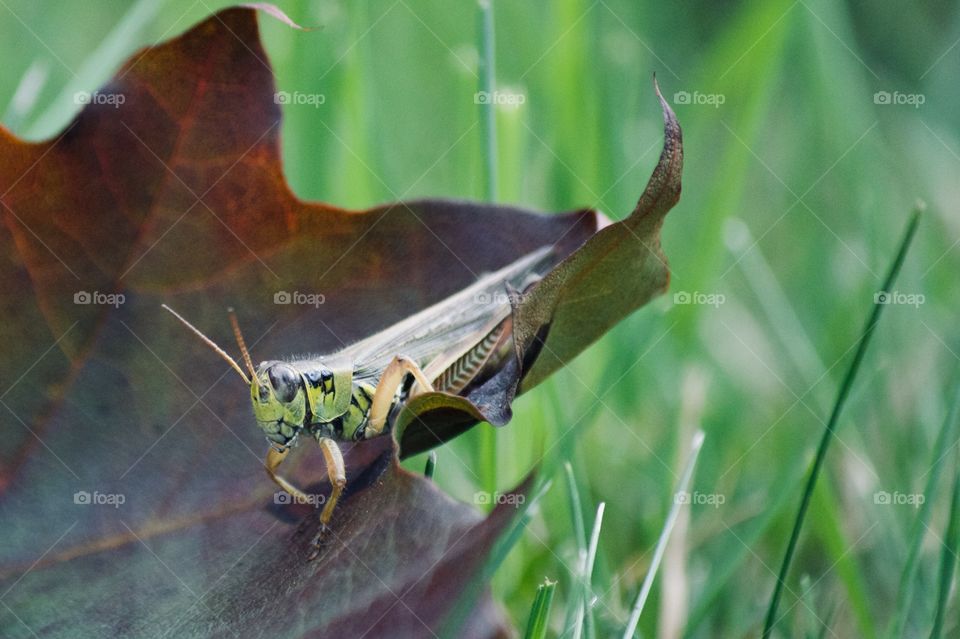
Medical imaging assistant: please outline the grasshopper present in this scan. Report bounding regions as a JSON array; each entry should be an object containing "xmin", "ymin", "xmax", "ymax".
[{"xmin": 163, "ymin": 247, "xmax": 553, "ymax": 558}]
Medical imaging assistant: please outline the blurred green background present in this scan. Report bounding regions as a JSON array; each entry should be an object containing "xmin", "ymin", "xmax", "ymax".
[{"xmin": 2, "ymin": 0, "xmax": 958, "ymax": 636}]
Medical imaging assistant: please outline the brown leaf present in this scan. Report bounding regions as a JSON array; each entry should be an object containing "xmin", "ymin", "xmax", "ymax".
[{"xmin": 0, "ymin": 5, "xmax": 681, "ymax": 637}]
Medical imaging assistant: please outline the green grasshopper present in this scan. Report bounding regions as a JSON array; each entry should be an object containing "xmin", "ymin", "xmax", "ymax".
[{"xmin": 163, "ymin": 247, "xmax": 553, "ymax": 557}]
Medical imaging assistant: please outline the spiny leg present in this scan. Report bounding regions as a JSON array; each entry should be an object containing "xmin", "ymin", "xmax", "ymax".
[
  {"xmin": 265, "ymin": 447, "xmax": 312, "ymax": 504},
  {"xmin": 309, "ymin": 437, "xmax": 346, "ymax": 560},
  {"xmin": 365, "ymin": 355, "xmax": 435, "ymax": 437}
]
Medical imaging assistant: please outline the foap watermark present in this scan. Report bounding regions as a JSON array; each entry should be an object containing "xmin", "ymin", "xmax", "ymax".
[
  {"xmin": 74, "ymin": 91, "xmax": 126, "ymax": 108},
  {"xmin": 474, "ymin": 291, "xmax": 511, "ymax": 305},
  {"xmin": 474, "ymin": 90, "xmax": 526, "ymax": 106},
  {"xmin": 74, "ymin": 490, "xmax": 125, "ymax": 508},
  {"xmin": 474, "ymin": 491, "xmax": 526, "ymax": 508},
  {"xmin": 274, "ymin": 290, "xmax": 326, "ymax": 307},
  {"xmin": 874, "ymin": 290, "xmax": 924, "ymax": 308},
  {"xmin": 74, "ymin": 291, "xmax": 125, "ymax": 307},
  {"xmin": 673, "ymin": 291, "xmax": 725, "ymax": 308},
  {"xmin": 674, "ymin": 490, "xmax": 725, "ymax": 508},
  {"xmin": 873, "ymin": 90, "xmax": 925, "ymax": 108},
  {"xmin": 274, "ymin": 491, "xmax": 325, "ymax": 507},
  {"xmin": 274, "ymin": 91, "xmax": 326, "ymax": 107},
  {"xmin": 673, "ymin": 90, "xmax": 725, "ymax": 108},
  {"xmin": 874, "ymin": 490, "xmax": 924, "ymax": 508}
]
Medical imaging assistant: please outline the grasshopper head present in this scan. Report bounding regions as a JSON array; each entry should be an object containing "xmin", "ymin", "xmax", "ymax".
[
  {"xmin": 161, "ymin": 305, "xmax": 308, "ymax": 450},
  {"xmin": 251, "ymin": 362, "xmax": 307, "ymax": 447}
]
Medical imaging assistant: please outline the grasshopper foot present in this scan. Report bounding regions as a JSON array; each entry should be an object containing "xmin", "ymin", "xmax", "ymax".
[{"xmin": 307, "ymin": 524, "xmax": 333, "ymax": 561}]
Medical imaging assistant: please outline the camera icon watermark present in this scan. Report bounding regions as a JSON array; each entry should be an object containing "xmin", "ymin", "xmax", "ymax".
[
  {"xmin": 274, "ymin": 91, "xmax": 326, "ymax": 107},
  {"xmin": 873, "ymin": 90, "xmax": 925, "ymax": 108},
  {"xmin": 274, "ymin": 290, "xmax": 326, "ymax": 307},
  {"xmin": 474, "ymin": 90, "xmax": 526, "ymax": 106},
  {"xmin": 673, "ymin": 290, "xmax": 725, "ymax": 308},
  {"xmin": 474, "ymin": 291, "xmax": 511, "ymax": 305},
  {"xmin": 74, "ymin": 291, "xmax": 125, "ymax": 308},
  {"xmin": 274, "ymin": 491, "xmax": 325, "ymax": 507},
  {"xmin": 673, "ymin": 90, "xmax": 725, "ymax": 108},
  {"xmin": 73, "ymin": 91, "xmax": 126, "ymax": 108},
  {"xmin": 873, "ymin": 290, "xmax": 924, "ymax": 308},
  {"xmin": 73, "ymin": 490, "xmax": 126, "ymax": 508},
  {"xmin": 674, "ymin": 490, "xmax": 725, "ymax": 508},
  {"xmin": 874, "ymin": 490, "xmax": 924, "ymax": 508},
  {"xmin": 473, "ymin": 491, "xmax": 526, "ymax": 508}
]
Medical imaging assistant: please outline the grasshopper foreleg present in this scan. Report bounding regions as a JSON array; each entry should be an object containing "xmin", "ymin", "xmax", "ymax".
[
  {"xmin": 265, "ymin": 447, "xmax": 313, "ymax": 504},
  {"xmin": 309, "ymin": 437, "xmax": 347, "ymax": 560}
]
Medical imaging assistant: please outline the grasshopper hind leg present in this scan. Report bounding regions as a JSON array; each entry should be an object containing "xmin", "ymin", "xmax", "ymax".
[{"xmin": 364, "ymin": 355, "xmax": 435, "ymax": 438}]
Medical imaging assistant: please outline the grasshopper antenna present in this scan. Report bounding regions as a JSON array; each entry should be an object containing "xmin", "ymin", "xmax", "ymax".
[
  {"xmin": 161, "ymin": 304, "xmax": 251, "ymax": 385},
  {"xmin": 228, "ymin": 307, "xmax": 258, "ymax": 383}
]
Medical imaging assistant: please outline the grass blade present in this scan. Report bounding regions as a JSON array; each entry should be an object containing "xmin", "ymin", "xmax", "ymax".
[
  {"xmin": 888, "ymin": 377, "xmax": 960, "ymax": 637},
  {"xmin": 572, "ymin": 502, "xmax": 605, "ymax": 639},
  {"xmin": 622, "ymin": 430, "xmax": 706, "ymax": 639},
  {"xmin": 424, "ymin": 451, "xmax": 437, "ymax": 480},
  {"xmin": 762, "ymin": 206, "xmax": 923, "ymax": 638},
  {"xmin": 564, "ymin": 461, "xmax": 589, "ymax": 552},
  {"xmin": 563, "ymin": 460, "xmax": 589, "ymax": 636},
  {"xmin": 930, "ymin": 459, "xmax": 960, "ymax": 638},
  {"xmin": 2, "ymin": 60, "xmax": 49, "ymax": 130},
  {"xmin": 477, "ymin": 0, "xmax": 498, "ymax": 201},
  {"xmin": 474, "ymin": 0, "xmax": 499, "ymax": 503},
  {"xmin": 524, "ymin": 578, "xmax": 558, "ymax": 639}
]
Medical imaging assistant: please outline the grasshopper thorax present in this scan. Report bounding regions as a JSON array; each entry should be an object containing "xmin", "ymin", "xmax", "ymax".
[{"xmin": 251, "ymin": 362, "xmax": 309, "ymax": 448}]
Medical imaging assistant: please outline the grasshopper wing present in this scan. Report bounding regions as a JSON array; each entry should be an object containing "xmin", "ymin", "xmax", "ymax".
[{"xmin": 342, "ymin": 246, "xmax": 556, "ymax": 386}]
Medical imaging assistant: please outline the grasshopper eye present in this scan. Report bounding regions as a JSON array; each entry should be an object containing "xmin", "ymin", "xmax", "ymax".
[{"xmin": 267, "ymin": 365, "xmax": 300, "ymax": 403}]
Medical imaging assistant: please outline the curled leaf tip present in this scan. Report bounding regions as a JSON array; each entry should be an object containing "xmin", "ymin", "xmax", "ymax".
[{"xmin": 240, "ymin": 3, "xmax": 316, "ymax": 30}]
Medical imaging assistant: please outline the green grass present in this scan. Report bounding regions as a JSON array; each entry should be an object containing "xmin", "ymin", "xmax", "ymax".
[
  {"xmin": 525, "ymin": 578, "xmax": 559, "ymax": 639},
  {"xmin": 889, "ymin": 380, "xmax": 960, "ymax": 637},
  {"xmin": 763, "ymin": 208, "xmax": 921, "ymax": 638},
  {"xmin": 930, "ymin": 461, "xmax": 960, "ymax": 639},
  {"xmin": 4, "ymin": 0, "xmax": 959, "ymax": 636}
]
